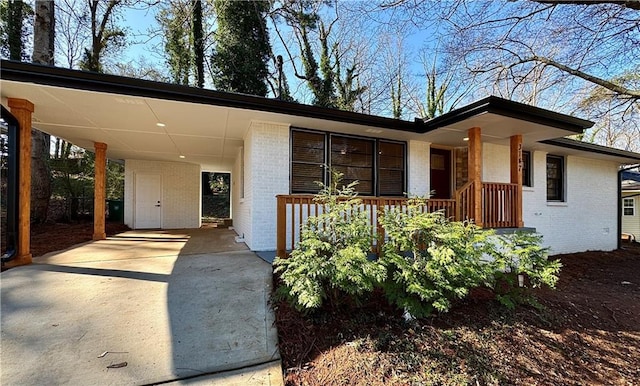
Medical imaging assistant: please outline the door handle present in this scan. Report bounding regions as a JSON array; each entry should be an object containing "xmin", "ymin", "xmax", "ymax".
[
  {"xmin": 155, "ymin": 201, "xmax": 161, "ymax": 207},
  {"xmin": 155, "ymin": 204, "xmax": 161, "ymax": 207}
]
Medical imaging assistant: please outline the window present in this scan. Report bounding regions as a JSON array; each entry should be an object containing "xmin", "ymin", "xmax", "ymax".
[
  {"xmin": 290, "ymin": 129, "xmax": 406, "ymax": 196},
  {"xmin": 291, "ymin": 130, "xmax": 326, "ymax": 193},
  {"xmin": 624, "ymin": 198, "xmax": 635, "ymax": 216},
  {"xmin": 331, "ymin": 136, "xmax": 374, "ymax": 195},
  {"xmin": 546, "ymin": 155, "xmax": 564, "ymax": 201},
  {"xmin": 378, "ymin": 141, "xmax": 405, "ymax": 196},
  {"xmin": 522, "ymin": 151, "xmax": 532, "ymax": 187}
]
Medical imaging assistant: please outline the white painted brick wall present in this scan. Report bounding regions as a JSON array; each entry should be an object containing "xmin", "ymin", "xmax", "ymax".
[
  {"xmin": 522, "ymin": 151, "xmax": 619, "ymax": 254},
  {"xmin": 483, "ymin": 142, "xmax": 510, "ymax": 183},
  {"xmin": 124, "ymin": 159, "xmax": 201, "ymax": 229},
  {"xmin": 408, "ymin": 140, "xmax": 431, "ymax": 196},
  {"xmin": 241, "ymin": 121, "xmax": 290, "ymax": 251}
]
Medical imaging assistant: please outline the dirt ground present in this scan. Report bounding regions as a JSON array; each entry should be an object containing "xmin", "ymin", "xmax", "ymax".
[{"xmin": 275, "ymin": 243, "xmax": 640, "ymax": 385}]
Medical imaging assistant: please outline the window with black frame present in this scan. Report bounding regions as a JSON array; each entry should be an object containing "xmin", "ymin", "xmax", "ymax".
[
  {"xmin": 291, "ymin": 130, "xmax": 326, "ymax": 193},
  {"xmin": 378, "ymin": 141, "xmax": 405, "ymax": 196},
  {"xmin": 290, "ymin": 129, "xmax": 406, "ymax": 196},
  {"xmin": 522, "ymin": 150, "xmax": 532, "ymax": 187},
  {"xmin": 546, "ymin": 155, "xmax": 564, "ymax": 201},
  {"xmin": 330, "ymin": 135, "xmax": 374, "ymax": 195}
]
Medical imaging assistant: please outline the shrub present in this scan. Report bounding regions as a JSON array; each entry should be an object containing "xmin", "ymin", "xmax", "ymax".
[
  {"xmin": 379, "ymin": 198, "xmax": 495, "ymax": 317},
  {"xmin": 273, "ymin": 172, "xmax": 386, "ymax": 312},
  {"xmin": 486, "ymin": 232, "xmax": 561, "ymax": 309}
]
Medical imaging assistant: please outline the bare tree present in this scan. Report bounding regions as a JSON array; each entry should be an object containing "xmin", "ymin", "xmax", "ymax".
[
  {"xmin": 31, "ymin": 0, "xmax": 55, "ymax": 223},
  {"xmin": 55, "ymin": 0, "xmax": 90, "ymax": 68}
]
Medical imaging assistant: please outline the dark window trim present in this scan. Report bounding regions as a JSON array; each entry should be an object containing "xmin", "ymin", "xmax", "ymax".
[
  {"xmin": 522, "ymin": 150, "xmax": 532, "ymax": 187},
  {"xmin": 290, "ymin": 128, "xmax": 328, "ymax": 194},
  {"xmin": 546, "ymin": 154, "xmax": 565, "ymax": 202},
  {"xmin": 290, "ymin": 127, "xmax": 407, "ymax": 196}
]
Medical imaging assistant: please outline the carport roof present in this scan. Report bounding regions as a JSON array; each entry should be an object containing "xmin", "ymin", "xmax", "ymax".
[
  {"xmin": 0, "ymin": 60, "xmax": 424, "ymax": 132},
  {"xmin": 0, "ymin": 60, "xmax": 425, "ymax": 170},
  {"xmin": 3, "ymin": 60, "xmax": 639, "ymax": 168}
]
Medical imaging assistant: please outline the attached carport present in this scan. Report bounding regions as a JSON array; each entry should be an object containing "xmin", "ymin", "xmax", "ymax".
[{"xmin": 1, "ymin": 59, "xmax": 423, "ymax": 256}]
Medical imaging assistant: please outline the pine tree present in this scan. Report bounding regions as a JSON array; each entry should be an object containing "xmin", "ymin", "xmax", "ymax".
[
  {"xmin": 0, "ymin": 0, "xmax": 33, "ymax": 60},
  {"xmin": 211, "ymin": 0, "xmax": 271, "ymax": 96}
]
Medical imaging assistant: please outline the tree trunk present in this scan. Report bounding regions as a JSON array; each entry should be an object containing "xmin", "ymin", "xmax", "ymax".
[
  {"xmin": 193, "ymin": 0, "xmax": 204, "ymax": 88},
  {"xmin": 33, "ymin": 0, "xmax": 54, "ymax": 64},
  {"xmin": 31, "ymin": 0, "xmax": 55, "ymax": 223},
  {"xmin": 7, "ymin": 0, "xmax": 25, "ymax": 60}
]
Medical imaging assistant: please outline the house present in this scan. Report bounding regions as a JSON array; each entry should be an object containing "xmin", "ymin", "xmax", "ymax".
[
  {"xmin": 622, "ymin": 170, "xmax": 640, "ymax": 242},
  {"xmin": 2, "ymin": 60, "xmax": 640, "ymax": 267}
]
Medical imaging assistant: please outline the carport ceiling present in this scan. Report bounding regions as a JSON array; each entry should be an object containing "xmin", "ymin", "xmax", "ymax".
[
  {"xmin": 1, "ymin": 80, "xmax": 428, "ymax": 171},
  {"xmin": 2, "ymin": 81, "xmax": 253, "ymax": 171}
]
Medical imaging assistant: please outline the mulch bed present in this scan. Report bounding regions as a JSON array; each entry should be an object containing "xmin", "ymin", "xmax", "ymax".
[
  {"xmin": 274, "ymin": 243, "xmax": 640, "ymax": 385},
  {"xmin": 0, "ymin": 221, "xmax": 131, "ymax": 259}
]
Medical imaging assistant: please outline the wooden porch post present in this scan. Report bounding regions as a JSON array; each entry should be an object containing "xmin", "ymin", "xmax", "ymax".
[
  {"xmin": 276, "ymin": 195, "xmax": 286, "ymax": 258},
  {"xmin": 510, "ymin": 135, "xmax": 524, "ymax": 228},
  {"xmin": 468, "ymin": 127, "xmax": 483, "ymax": 227},
  {"xmin": 93, "ymin": 142, "xmax": 107, "ymax": 240},
  {"xmin": 8, "ymin": 98, "xmax": 34, "ymax": 266}
]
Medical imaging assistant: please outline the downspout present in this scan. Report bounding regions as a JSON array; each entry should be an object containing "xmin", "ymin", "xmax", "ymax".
[
  {"xmin": 1, "ymin": 106, "xmax": 19, "ymax": 263},
  {"xmin": 619, "ymin": 164, "xmax": 640, "ymax": 249}
]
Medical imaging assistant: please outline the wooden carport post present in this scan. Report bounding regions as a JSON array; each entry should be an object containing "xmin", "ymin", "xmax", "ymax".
[
  {"xmin": 93, "ymin": 142, "xmax": 107, "ymax": 240},
  {"xmin": 510, "ymin": 135, "xmax": 524, "ymax": 227},
  {"xmin": 468, "ymin": 127, "xmax": 483, "ymax": 227},
  {"xmin": 8, "ymin": 98, "xmax": 34, "ymax": 266}
]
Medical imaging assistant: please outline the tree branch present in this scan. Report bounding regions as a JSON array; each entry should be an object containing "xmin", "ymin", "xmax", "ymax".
[
  {"xmin": 534, "ymin": 1, "xmax": 640, "ymax": 11},
  {"xmin": 530, "ymin": 55, "xmax": 640, "ymax": 98}
]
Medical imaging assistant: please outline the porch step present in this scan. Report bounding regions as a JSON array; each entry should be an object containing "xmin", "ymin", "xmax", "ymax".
[{"xmin": 491, "ymin": 227, "xmax": 537, "ymax": 235}]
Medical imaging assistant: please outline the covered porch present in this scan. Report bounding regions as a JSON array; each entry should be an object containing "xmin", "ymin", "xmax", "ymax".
[
  {"xmin": 276, "ymin": 97, "xmax": 593, "ymax": 257},
  {"xmin": 275, "ymin": 130, "xmax": 523, "ymax": 257}
]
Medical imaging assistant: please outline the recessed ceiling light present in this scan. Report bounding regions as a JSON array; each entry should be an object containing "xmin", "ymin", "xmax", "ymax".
[
  {"xmin": 179, "ymin": 155, "xmax": 185, "ymax": 159},
  {"xmin": 156, "ymin": 122, "xmax": 166, "ymax": 127},
  {"xmin": 463, "ymin": 137, "xmax": 469, "ymax": 141}
]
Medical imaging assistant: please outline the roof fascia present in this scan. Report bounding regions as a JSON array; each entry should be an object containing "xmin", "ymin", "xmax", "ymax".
[
  {"xmin": 0, "ymin": 60, "xmax": 424, "ymax": 133},
  {"xmin": 540, "ymin": 138, "xmax": 640, "ymax": 162},
  {"xmin": 423, "ymin": 96, "xmax": 594, "ymax": 134}
]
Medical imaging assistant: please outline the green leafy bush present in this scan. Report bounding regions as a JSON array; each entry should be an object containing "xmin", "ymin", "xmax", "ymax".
[
  {"xmin": 487, "ymin": 232, "xmax": 561, "ymax": 309},
  {"xmin": 273, "ymin": 172, "xmax": 386, "ymax": 312},
  {"xmin": 379, "ymin": 198, "xmax": 494, "ymax": 317},
  {"xmin": 275, "ymin": 181, "xmax": 561, "ymax": 317}
]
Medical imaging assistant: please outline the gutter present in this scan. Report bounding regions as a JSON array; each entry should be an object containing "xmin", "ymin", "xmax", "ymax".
[
  {"xmin": 1, "ymin": 106, "xmax": 19, "ymax": 263},
  {"xmin": 1, "ymin": 60, "xmax": 424, "ymax": 133}
]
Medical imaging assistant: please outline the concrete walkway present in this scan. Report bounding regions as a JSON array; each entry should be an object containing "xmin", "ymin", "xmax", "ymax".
[{"xmin": 1, "ymin": 228, "xmax": 282, "ymax": 385}]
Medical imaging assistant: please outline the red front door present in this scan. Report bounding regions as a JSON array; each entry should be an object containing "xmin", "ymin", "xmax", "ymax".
[{"xmin": 430, "ymin": 148, "xmax": 452, "ymax": 199}]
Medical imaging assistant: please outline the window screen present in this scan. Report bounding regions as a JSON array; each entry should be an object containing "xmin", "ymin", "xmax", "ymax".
[
  {"xmin": 291, "ymin": 130, "xmax": 326, "ymax": 193},
  {"xmin": 330, "ymin": 136, "xmax": 374, "ymax": 195},
  {"xmin": 378, "ymin": 141, "xmax": 405, "ymax": 196},
  {"xmin": 546, "ymin": 155, "xmax": 564, "ymax": 201}
]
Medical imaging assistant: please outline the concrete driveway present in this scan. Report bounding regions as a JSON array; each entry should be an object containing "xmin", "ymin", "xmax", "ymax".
[{"xmin": 1, "ymin": 228, "xmax": 282, "ymax": 385}]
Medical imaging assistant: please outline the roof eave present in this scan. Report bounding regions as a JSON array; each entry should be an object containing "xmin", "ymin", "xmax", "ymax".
[
  {"xmin": 0, "ymin": 60, "xmax": 424, "ymax": 133},
  {"xmin": 423, "ymin": 95, "xmax": 594, "ymax": 134},
  {"xmin": 541, "ymin": 138, "xmax": 640, "ymax": 163}
]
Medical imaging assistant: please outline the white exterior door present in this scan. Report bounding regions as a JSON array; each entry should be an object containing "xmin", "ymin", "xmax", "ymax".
[{"xmin": 135, "ymin": 174, "xmax": 162, "ymax": 229}]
